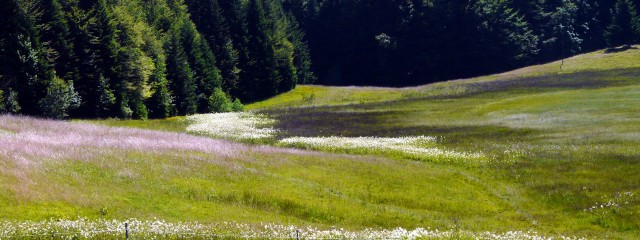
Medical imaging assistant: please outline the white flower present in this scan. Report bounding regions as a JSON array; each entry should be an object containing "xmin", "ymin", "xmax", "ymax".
[
  {"xmin": 0, "ymin": 219, "xmax": 585, "ymax": 239},
  {"xmin": 187, "ymin": 112, "xmax": 278, "ymax": 140},
  {"xmin": 278, "ymin": 136, "xmax": 485, "ymax": 163}
]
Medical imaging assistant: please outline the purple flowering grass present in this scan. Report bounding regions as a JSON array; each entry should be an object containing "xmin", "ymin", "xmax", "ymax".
[{"xmin": 0, "ymin": 115, "xmax": 255, "ymax": 164}]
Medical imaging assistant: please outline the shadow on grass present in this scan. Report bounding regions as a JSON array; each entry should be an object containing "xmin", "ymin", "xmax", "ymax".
[
  {"xmin": 268, "ymin": 107, "xmax": 538, "ymax": 144},
  {"xmin": 605, "ymin": 45, "xmax": 638, "ymax": 54}
]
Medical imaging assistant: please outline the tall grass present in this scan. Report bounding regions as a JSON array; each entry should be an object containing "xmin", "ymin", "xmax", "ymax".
[{"xmin": 5, "ymin": 47, "xmax": 640, "ymax": 239}]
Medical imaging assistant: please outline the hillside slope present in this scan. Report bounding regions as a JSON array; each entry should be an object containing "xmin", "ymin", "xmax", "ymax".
[
  {"xmin": 247, "ymin": 45, "xmax": 640, "ymax": 110},
  {"xmin": 2, "ymin": 47, "xmax": 640, "ymax": 239},
  {"xmin": 246, "ymin": 46, "xmax": 640, "ymax": 238}
]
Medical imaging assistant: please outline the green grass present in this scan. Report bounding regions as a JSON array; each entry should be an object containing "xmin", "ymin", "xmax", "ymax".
[
  {"xmin": 248, "ymin": 45, "xmax": 640, "ymax": 110},
  {"xmin": 245, "ymin": 85, "xmax": 410, "ymax": 111},
  {"xmin": 4, "ymin": 46, "xmax": 640, "ymax": 239},
  {"xmin": 80, "ymin": 116, "xmax": 189, "ymax": 132}
]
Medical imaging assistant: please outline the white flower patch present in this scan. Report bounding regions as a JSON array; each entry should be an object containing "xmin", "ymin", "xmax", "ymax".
[
  {"xmin": 278, "ymin": 136, "xmax": 484, "ymax": 162},
  {"xmin": 584, "ymin": 192, "xmax": 637, "ymax": 212},
  {"xmin": 0, "ymin": 218, "xmax": 585, "ymax": 239},
  {"xmin": 187, "ymin": 112, "xmax": 278, "ymax": 141}
]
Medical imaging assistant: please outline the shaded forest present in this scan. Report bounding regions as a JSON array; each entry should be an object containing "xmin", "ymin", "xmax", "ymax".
[
  {"xmin": 2, "ymin": 0, "xmax": 640, "ymax": 119},
  {"xmin": 285, "ymin": 0, "xmax": 640, "ymax": 86},
  {"xmin": 1, "ymin": 0, "xmax": 313, "ymax": 119}
]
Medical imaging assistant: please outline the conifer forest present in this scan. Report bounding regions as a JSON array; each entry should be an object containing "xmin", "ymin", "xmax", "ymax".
[{"xmin": 3, "ymin": 0, "xmax": 640, "ymax": 119}]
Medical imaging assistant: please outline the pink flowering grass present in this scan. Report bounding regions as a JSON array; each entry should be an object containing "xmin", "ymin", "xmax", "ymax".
[
  {"xmin": 0, "ymin": 115, "xmax": 250, "ymax": 162},
  {"xmin": 0, "ymin": 115, "xmax": 627, "ymax": 239}
]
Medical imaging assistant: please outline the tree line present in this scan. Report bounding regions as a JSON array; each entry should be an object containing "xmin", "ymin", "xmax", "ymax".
[
  {"xmin": 3, "ymin": 0, "xmax": 640, "ymax": 119},
  {"xmin": 284, "ymin": 0, "xmax": 640, "ymax": 86},
  {"xmin": 0, "ymin": 0, "xmax": 314, "ymax": 119}
]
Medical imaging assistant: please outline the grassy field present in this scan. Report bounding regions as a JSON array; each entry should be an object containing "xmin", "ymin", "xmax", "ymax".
[{"xmin": 2, "ymin": 46, "xmax": 640, "ymax": 239}]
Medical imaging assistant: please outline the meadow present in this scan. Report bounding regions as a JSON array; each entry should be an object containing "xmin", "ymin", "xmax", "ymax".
[{"xmin": 1, "ymin": 46, "xmax": 640, "ymax": 239}]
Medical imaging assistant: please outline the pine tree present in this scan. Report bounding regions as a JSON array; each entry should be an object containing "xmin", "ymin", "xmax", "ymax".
[
  {"xmin": 536, "ymin": 0, "xmax": 583, "ymax": 61},
  {"xmin": 606, "ymin": 0, "xmax": 640, "ymax": 47},
  {"xmin": 242, "ymin": 0, "xmax": 279, "ymax": 101},
  {"xmin": 219, "ymin": 0, "xmax": 250, "ymax": 98},
  {"xmin": 185, "ymin": 0, "xmax": 240, "ymax": 93},
  {"xmin": 166, "ymin": 29, "xmax": 197, "ymax": 115},
  {"xmin": 263, "ymin": 1, "xmax": 300, "ymax": 93},
  {"xmin": 67, "ymin": 0, "xmax": 119, "ymax": 118},
  {"xmin": 41, "ymin": 0, "xmax": 77, "ymax": 82},
  {"xmin": 473, "ymin": 0, "xmax": 538, "ymax": 71},
  {"xmin": 179, "ymin": 21, "xmax": 223, "ymax": 112},
  {"xmin": 147, "ymin": 57, "xmax": 173, "ymax": 119},
  {"xmin": 0, "ymin": 0, "xmax": 53, "ymax": 115},
  {"xmin": 288, "ymin": 16, "xmax": 316, "ymax": 84}
]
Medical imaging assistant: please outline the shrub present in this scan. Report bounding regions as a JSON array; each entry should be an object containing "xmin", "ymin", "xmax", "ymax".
[
  {"xmin": 120, "ymin": 99, "xmax": 133, "ymax": 119},
  {"xmin": 0, "ymin": 89, "xmax": 21, "ymax": 114},
  {"xmin": 231, "ymin": 98, "xmax": 244, "ymax": 112},
  {"xmin": 38, "ymin": 77, "xmax": 81, "ymax": 119},
  {"xmin": 132, "ymin": 100, "xmax": 148, "ymax": 120},
  {"xmin": 208, "ymin": 87, "xmax": 232, "ymax": 113}
]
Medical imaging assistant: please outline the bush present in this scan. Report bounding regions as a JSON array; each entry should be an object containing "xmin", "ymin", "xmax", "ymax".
[
  {"xmin": 231, "ymin": 98, "xmax": 244, "ymax": 112},
  {"xmin": 0, "ymin": 89, "xmax": 21, "ymax": 114},
  {"xmin": 120, "ymin": 99, "xmax": 133, "ymax": 119},
  {"xmin": 208, "ymin": 87, "xmax": 232, "ymax": 113},
  {"xmin": 132, "ymin": 100, "xmax": 148, "ymax": 120},
  {"xmin": 38, "ymin": 77, "xmax": 81, "ymax": 119}
]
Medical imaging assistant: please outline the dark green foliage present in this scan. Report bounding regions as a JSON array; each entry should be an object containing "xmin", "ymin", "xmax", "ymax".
[
  {"xmin": 66, "ymin": 0, "xmax": 119, "ymax": 118},
  {"xmin": 131, "ymin": 96, "xmax": 149, "ymax": 120},
  {"xmin": 207, "ymin": 87, "xmax": 243, "ymax": 112},
  {"xmin": 147, "ymin": 58, "xmax": 173, "ymax": 119},
  {"xmin": 240, "ymin": 0, "xmax": 280, "ymax": 101},
  {"xmin": 0, "ymin": 0, "xmax": 53, "ymax": 115},
  {"xmin": 96, "ymin": 74, "xmax": 116, "ymax": 117},
  {"xmin": 538, "ymin": 0, "xmax": 583, "ymax": 60},
  {"xmin": 40, "ymin": 0, "xmax": 77, "ymax": 81},
  {"xmin": 179, "ymin": 21, "xmax": 223, "ymax": 113},
  {"xmin": 288, "ymin": 0, "xmax": 636, "ymax": 86},
  {"xmin": 2, "ymin": 0, "xmax": 311, "ymax": 119},
  {"xmin": 287, "ymin": 17, "xmax": 316, "ymax": 84},
  {"xmin": 166, "ymin": 30, "xmax": 197, "ymax": 115},
  {"xmin": 39, "ymin": 77, "xmax": 81, "ymax": 119},
  {"xmin": 0, "ymin": 89, "xmax": 21, "ymax": 114},
  {"xmin": 606, "ymin": 0, "xmax": 640, "ymax": 47},
  {"xmin": 6, "ymin": 0, "xmax": 638, "ymax": 117},
  {"xmin": 185, "ymin": 0, "xmax": 240, "ymax": 92}
]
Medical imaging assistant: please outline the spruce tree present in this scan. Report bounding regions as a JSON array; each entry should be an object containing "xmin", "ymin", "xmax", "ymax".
[
  {"xmin": 287, "ymin": 16, "xmax": 315, "ymax": 84},
  {"xmin": 606, "ymin": 0, "xmax": 640, "ymax": 47},
  {"xmin": 219, "ymin": 0, "xmax": 250, "ymax": 98},
  {"xmin": 185, "ymin": 0, "xmax": 240, "ymax": 93},
  {"xmin": 41, "ymin": 0, "xmax": 77, "ymax": 82},
  {"xmin": 179, "ymin": 21, "xmax": 223, "ymax": 112},
  {"xmin": 147, "ymin": 57, "xmax": 173, "ymax": 119},
  {"xmin": 166, "ymin": 29, "xmax": 197, "ymax": 115},
  {"xmin": 1, "ymin": 0, "xmax": 53, "ymax": 115},
  {"xmin": 67, "ymin": 0, "xmax": 118, "ymax": 118},
  {"xmin": 242, "ymin": 0, "xmax": 279, "ymax": 101}
]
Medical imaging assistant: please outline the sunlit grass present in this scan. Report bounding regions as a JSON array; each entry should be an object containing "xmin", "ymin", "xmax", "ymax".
[
  {"xmin": 4, "ymin": 47, "xmax": 640, "ymax": 239},
  {"xmin": 248, "ymin": 45, "xmax": 640, "ymax": 110},
  {"xmin": 80, "ymin": 117, "xmax": 189, "ymax": 133}
]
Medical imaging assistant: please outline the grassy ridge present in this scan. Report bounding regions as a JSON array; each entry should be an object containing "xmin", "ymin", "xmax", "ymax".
[
  {"xmin": 248, "ymin": 46, "xmax": 640, "ymax": 110},
  {"xmin": 4, "ymin": 47, "xmax": 640, "ymax": 239},
  {"xmin": 246, "ymin": 47, "xmax": 640, "ymax": 237},
  {"xmin": 1, "ymin": 116, "xmax": 534, "ymax": 232}
]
